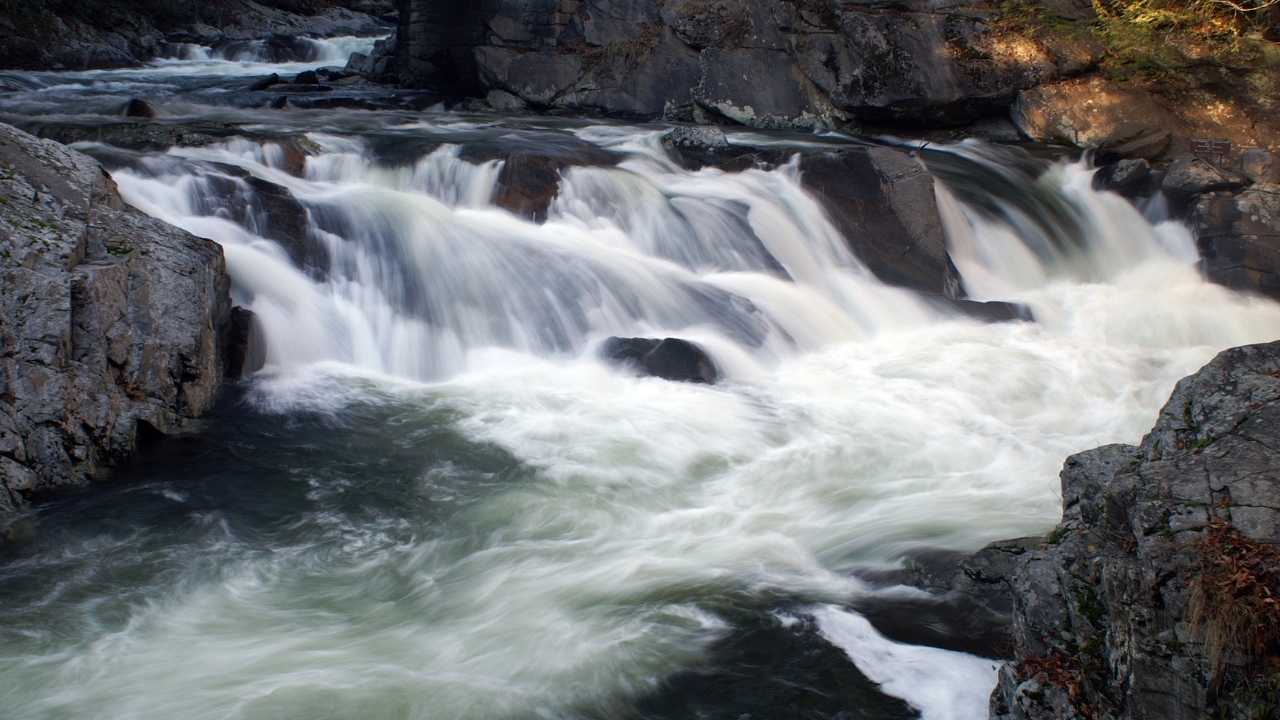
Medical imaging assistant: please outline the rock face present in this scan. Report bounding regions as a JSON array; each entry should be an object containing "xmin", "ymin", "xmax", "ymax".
[
  {"xmin": 392, "ymin": 0, "xmax": 1099, "ymax": 128},
  {"xmin": 0, "ymin": 123, "xmax": 232, "ymax": 525},
  {"xmin": 990, "ymin": 341, "xmax": 1280, "ymax": 720},
  {"xmin": 601, "ymin": 337, "xmax": 719, "ymax": 384}
]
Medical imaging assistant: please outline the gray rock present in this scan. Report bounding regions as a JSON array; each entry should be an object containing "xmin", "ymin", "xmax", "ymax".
[
  {"xmin": 392, "ymin": 0, "xmax": 1100, "ymax": 128},
  {"xmin": 800, "ymin": 146, "xmax": 960, "ymax": 296},
  {"xmin": 1093, "ymin": 158, "xmax": 1153, "ymax": 197},
  {"xmin": 1163, "ymin": 157, "xmax": 1249, "ymax": 202},
  {"xmin": 990, "ymin": 342, "xmax": 1280, "ymax": 720},
  {"xmin": 0, "ymin": 123, "xmax": 231, "ymax": 531},
  {"xmin": 1187, "ymin": 183, "xmax": 1280, "ymax": 301}
]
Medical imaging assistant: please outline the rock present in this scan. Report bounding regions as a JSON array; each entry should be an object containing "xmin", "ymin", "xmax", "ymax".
[
  {"xmin": 1187, "ymin": 183, "xmax": 1280, "ymax": 301},
  {"xmin": 933, "ymin": 298, "xmax": 1036, "ymax": 323},
  {"xmin": 601, "ymin": 337, "xmax": 719, "ymax": 384},
  {"xmin": 0, "ymin": 123, "xmax": 231, "ymax": 530},
  {"xmin": 990, "ymin": 342, "xmax": 1280, "ymax": 720},
  {"xmin": 270, "ymin": 96, "xmax": 289, "ymax": 110},
  {"xmin": 1162, "ymin": 157, "xmax": 1248, "ymax": 202},
  {"xmin": 1092, "ymin": 158, "xmax": 1154, "ymax": 197},
  {"xmin": 393, "ymin": 0, "xmax": 1100, "ymax": 128},
  {"xmin": 122, "ymin": 98, "xmax": 156, "ymax": 119},
  {"xmin": 485, "ymin": 89, "xmax": 527, "ymax": 113},
  {"xmin": 801, "ymin": 147, "xmax": 961, "ymax": 297},
  {"xmin": 224, "ymin": 307, "xmax": 267, "ymax": 379},
  {"xmin": 294, "ymin": 70, "xmax": 320, "ymax": 85},
  {"xmin": 1240, "ymin": 148, "xmax": 1277, "ymax": 184},
  {"xmin": 475, "ymin": 143, "xmax": 620, "ymax": 222},
  {"xmin": 1012, "ymin": 77, "xmax": 1173, "ymax": 159},
  {"xmin": 249, "ymin": 73, "xmax": 282, "ymax": 92}
]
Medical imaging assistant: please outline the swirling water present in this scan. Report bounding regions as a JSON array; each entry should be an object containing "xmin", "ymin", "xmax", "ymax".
[{"xmin": 2, "ymin": 43, "xmax": 1279, "ymax": 720}]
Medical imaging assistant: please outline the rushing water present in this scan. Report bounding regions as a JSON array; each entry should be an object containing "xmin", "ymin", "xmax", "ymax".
[{"xmin": 3, "ymin": 40, "xmax": 1280, "ymax": 720}]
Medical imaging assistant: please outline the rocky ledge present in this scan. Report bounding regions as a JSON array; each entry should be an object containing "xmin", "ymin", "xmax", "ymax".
[
  {"xmin": 987, "ymin": 341, "xmax": 1280, "ymax": 719},
  {"xmin": 0, "ymin": 123, "xmax": 234, "ymax": 534}
]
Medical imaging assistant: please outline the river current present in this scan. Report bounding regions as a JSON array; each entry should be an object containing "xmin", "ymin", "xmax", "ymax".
[{"xmin": 2, "ymin": 37, "xmax": 1279, "ymax": 720}]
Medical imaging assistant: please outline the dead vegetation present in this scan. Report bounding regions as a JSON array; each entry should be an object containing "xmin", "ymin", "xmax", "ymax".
[{"xmin": 1189, "ymin": 518, "xmax": 1280, "ymax": 687}]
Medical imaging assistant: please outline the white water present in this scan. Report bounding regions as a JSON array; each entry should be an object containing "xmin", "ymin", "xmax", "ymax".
[{"xmin": 5, "ymin": 100, "xmax": 1280, "ymax": 719}]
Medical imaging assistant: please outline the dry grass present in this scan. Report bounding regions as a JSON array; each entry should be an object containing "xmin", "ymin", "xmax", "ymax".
[{"xmin": 1188, "ymin": 518, "xmax": 1280, "ymax": 687}]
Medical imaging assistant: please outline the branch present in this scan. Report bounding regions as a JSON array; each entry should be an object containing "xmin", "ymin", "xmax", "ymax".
[{"xmin": 1205, "ymin": 0, "xmax": 1280, "ymax": 12}]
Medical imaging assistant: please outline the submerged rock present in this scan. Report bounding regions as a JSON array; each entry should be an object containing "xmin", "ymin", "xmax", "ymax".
[
  {"xmin": 601, "ymin": 337, "xmax": 719, "ymax": 384},
  {"xmin": 122, "ymin": 98, "xmax": 156, "ymax": 119},
  {"xmin": 990, "ymin": 342, "xmax": 1280, "ymax": 720},
  {"xmin": 0, "ymin": 122, "xmax": 232, "ymax": 528}
]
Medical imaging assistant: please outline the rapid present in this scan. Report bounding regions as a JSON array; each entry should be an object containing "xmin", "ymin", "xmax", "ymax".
[{"xmin": 1, "ymin": 38, "xmax": 1278, "ymax": 720}]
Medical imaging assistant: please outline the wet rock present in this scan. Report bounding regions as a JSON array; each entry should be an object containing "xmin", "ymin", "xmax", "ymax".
[
  {"xmin": 990, "ymin": 342, "xmax": 1280, "ymax": 720},
  {"xmin": 937, "ymin": 298, "xmax": 1035, "ymax": 323},
  {"xmin": 801, "ymin": 147, "xmax": 960, "ymax": 297},
  {"xmin": 270, "ymin": 96, "xmax": 290, "ymax": 110},
  {"xmin": 18, "ymin": 120, "xmax": 238, "ymax": 152},
  {"xmin": 248, "ymin": 73, "xmax": 282, "ymax": 92},
  {"xmin": 0, "ymin": 122, "xmax": 231, "ymax": 530},
  {"xmin": 1092, "ymin": 158, "xmax": 1154, "ymax": 198},
  {"xmin": 601, "ymin": 337, "xmax": 719, "ymax": 385},
  {"xmin": 478, "ymin": 143, "xmax": 620, "ymax": 222},
  {"xmin": 1162, "ymin": 157, "xmax": 1248, "ymax": 202},
  {"xmin": 122, "ymin": 98, "xmax": 156, "ymax": 119},
  {"xmin": 1187, "ymin": 183, "xmax": 1280, "ymax": 301},
  {"xmin": 266, "ymin": 83, "xmax": 333, "ymax": 93},
  {"xmin": 1012, "ymin": 77, "xmax": 1172, "ymax": 159},
  {"xmin": 294, "ymin": 70, "xmax": 320, "ymax": 85},
  {"xmin": 224, "ymin": 307, "xmax": 267, "ymax": 379}
]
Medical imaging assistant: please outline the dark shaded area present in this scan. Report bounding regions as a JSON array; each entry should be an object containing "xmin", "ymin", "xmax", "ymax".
[{"xmin": 602, "ymin": 337, "xmax": 719, "ymax": 385}]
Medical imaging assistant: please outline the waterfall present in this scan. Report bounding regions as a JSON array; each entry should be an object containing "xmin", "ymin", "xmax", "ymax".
[{"xmin": 6, "ymin": 46, "xmax": 1280, "ymax": 718}]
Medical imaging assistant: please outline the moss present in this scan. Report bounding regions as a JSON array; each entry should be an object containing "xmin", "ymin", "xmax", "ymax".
[
  {"xmin": 1075, "ymin": 584, "xmax": 1107, "ymax": 626},
  {"xmin": 1047, "ymin": 525, "xmax": 1071, "ymax": 545}
]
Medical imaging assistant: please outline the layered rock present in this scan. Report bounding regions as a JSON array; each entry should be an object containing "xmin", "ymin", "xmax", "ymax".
[
  {"xmin": 391, "ymin": 0, "xmax": 1100, "ymax": 128},
  {"xmin": 0, "ymin": 123, "xmax": 232, "ymax": 527},
  {"xmin": 990, "ymin": 341, "xmax": 1280, "ymax": 720}
]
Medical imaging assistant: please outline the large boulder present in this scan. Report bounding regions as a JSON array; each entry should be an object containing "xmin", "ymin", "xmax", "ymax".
[
  {"xmin": 0, "ymin": 123, "xmax": 232, "ymax": 528},
  {"xmin": 801, "ymin": 146, "xmax": 960, "ymax": 297},
  {"xmin": 1012, "ymin": 76, "xmax": 1173, "ymax": 159},
  {"xmin": 1162, "ymin": 157, "xmax": 1248, "ymax": 203},
  {"xmin": 1187, "ymin": 184, "xmax": 1280, "ymax": 301},
  {"xmin": 990, "ymin": 342, "xmax": 1280, "ymax": 720},
  {"xmin": 601, "ymin": 337, "xmax": 719, "ymax": 384}
]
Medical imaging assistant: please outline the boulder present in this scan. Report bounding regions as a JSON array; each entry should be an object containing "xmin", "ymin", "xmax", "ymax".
[
  {"xmin": 1012, "ymin": 77, "xmax": 1173, "ymax": 159},
  {"xmin": 801, "ymin": 147, "xmax": 960, "ymax": 297},
  {"xmin": 294, "ymin": 70, "xmax": 320, "ymax": 85},
  {"xmin": 0, "ymin": 123, "xmax": 231, "ymax": 528},
  {"xmin": 601, "ymin": 337, "xmax": 719, "ymax": 384},
  {"xmin": 1187, "ymin": 183, "xmax": 1280, "ymax": 301},
  {"xmin": 122, "ymin": 98, "xmax": 156, "ymax": 119},
  {"xmin": 990, "ymin": 342, "xmax": 1280, "ymax": 720},
  {"xmin": 1092, "ymin": 158, "xmax": 1154, "ymax": 198},
  {"xmin": 1162, "ymin": 157, "xmax": 1248, "ymax": 202}
]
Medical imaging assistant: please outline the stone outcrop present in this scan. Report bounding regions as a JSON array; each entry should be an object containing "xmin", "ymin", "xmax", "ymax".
[
  {"xmin": 0, "ymin": 123, "xmax": 232, "ymax": 527},
  {"xmin": 1188, "ymin": 183, "xmax": 1280, "ymax": 302},
  {"xmin": 990, "ymin": 341, "xmax": 1280, "ymax": 720},
  {"xmin": 390, "ymin": 0, "xmax": 1100, "ymax": 128}
]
